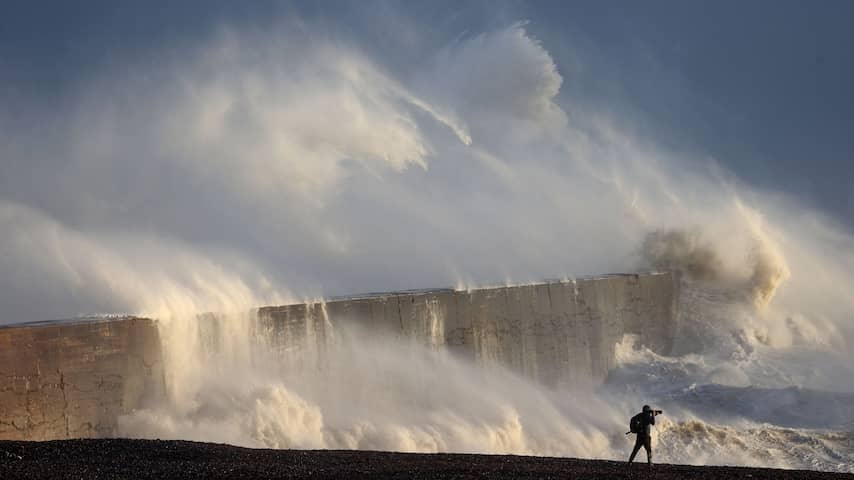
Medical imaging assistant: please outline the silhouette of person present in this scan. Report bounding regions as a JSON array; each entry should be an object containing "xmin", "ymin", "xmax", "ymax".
[{"xmin": 629, "ymin": 404, "xmax": 661, "ymax": 466}]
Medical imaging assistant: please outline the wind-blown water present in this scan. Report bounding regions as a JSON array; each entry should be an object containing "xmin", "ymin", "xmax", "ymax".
[
  {"xmin": 1, "ymin": 19, "xmax": 853, "ymax": 471},
  {"xmin": 116, "ymin": 272, "xmax": 854, "ymax": 472}
]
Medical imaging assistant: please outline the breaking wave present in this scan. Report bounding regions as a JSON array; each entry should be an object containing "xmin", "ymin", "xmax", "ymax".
[{"xmin": 641, "ymin": 201, "xmax": 791, "ymax": 311}]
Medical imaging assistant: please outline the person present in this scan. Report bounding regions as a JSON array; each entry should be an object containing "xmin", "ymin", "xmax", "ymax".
[{"xmin": 628, "ymin": 405, "xmax": 662, "ymax": 466}]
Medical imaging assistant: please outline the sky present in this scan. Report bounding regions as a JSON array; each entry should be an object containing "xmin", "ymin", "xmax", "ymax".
[{"xmin": 1, "ymin": 0, "xmax": 853, "ymax": 323}]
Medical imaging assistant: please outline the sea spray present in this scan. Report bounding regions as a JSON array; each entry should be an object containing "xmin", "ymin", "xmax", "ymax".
[
  {"xmin": 121, "ymin": 309, "xmax": 622, "ymax": 456},
  {"xmin": 117, "ymin": 272, "xmax": 854, "ymax": 472}
]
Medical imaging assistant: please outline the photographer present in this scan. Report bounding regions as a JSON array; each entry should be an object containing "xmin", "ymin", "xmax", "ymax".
[{"xmin": 627, "ymin": 405, "xmax": 662, "ymax": 466}]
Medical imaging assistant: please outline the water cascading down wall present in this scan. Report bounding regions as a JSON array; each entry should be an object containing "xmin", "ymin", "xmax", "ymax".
[{"xmin": 0, "ymin": 271, "xmax": 679, "ymax": 441}]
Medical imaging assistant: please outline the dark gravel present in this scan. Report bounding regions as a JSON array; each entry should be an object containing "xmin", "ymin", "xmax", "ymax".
[{"xmin": 0, "ymin": 439, "xmax": 851, "ymax": 479}]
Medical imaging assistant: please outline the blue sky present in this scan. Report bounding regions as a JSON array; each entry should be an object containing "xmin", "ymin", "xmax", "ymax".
[{"xmin": 2, "ymin": 0, "xmax": 852, "ymax": 224}]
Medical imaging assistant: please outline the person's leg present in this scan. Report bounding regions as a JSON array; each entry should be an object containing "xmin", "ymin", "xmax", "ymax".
[
  {"xmin": 628, "ymin": 435, "xmax": 643, "ymax": 463},
  {"xmin": 644, "ymin": 435, "xmax": 652, "ymax": 465}
]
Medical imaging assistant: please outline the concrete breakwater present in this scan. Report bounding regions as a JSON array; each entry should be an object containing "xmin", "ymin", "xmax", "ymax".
[
  {"xmin": 0, "ymin": 317, "xmax": 165, "ymax": 441},
  {"xmin": 0, "ymin": 272, "xmax": 679, "ymax": 441}
]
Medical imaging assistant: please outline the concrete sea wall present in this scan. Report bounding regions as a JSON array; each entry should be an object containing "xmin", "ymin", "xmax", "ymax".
[
  {"xmin": 0, "ymin": 317, "xmax": 164, "ymax": 440},
  {"xmin": 256, "ymin": 272, "xmax": 679, "ymax": 388},
  {"xmin": 0, "ymin": 271, "xmax": 679, "ymax": 440}
]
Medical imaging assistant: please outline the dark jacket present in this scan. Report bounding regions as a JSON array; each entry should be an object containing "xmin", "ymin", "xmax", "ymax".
[{"xmin": 638, "ymin": 409, "xmax": 655, "ymax": 436}]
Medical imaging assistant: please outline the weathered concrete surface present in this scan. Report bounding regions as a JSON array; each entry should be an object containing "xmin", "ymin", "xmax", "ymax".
[
  {"xmin": 0, "ymin": 317, "xmax": 164, "ymax": 440},
  {"xmin": 0, "ymin": 271, "xmax": 679, "ymax": 441},
  {"xmin": 257, "ymin": 272, "xmax": 680, "ymax": 388}
]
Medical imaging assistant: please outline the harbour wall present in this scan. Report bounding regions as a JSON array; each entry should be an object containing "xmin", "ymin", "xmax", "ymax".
[
  {"xmin": 0, "ymin": 317, "xmax": 164, "ymax": 440},
  {"xmin": 0, "ymin": 271, "xmax": 679, "ymax": 440}
]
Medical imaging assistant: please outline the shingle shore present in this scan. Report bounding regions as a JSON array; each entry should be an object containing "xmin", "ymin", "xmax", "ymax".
[{"xmin": 1, "ymin": 439, "xmax": 851, "ymax": 479}]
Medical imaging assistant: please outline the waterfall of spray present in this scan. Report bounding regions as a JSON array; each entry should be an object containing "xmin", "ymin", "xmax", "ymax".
[
  {"xmin": 120, "ymin": 291, "xmax": 632, "ymax": 457},
  {"xmin": 425, "ymin": 299, "xmax": 445, "ymax": 350}
]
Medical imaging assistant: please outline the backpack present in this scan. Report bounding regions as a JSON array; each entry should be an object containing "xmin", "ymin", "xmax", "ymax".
[{"xmin": 629, "ymin": 413, "xmax": 643, "ymax": 434}]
